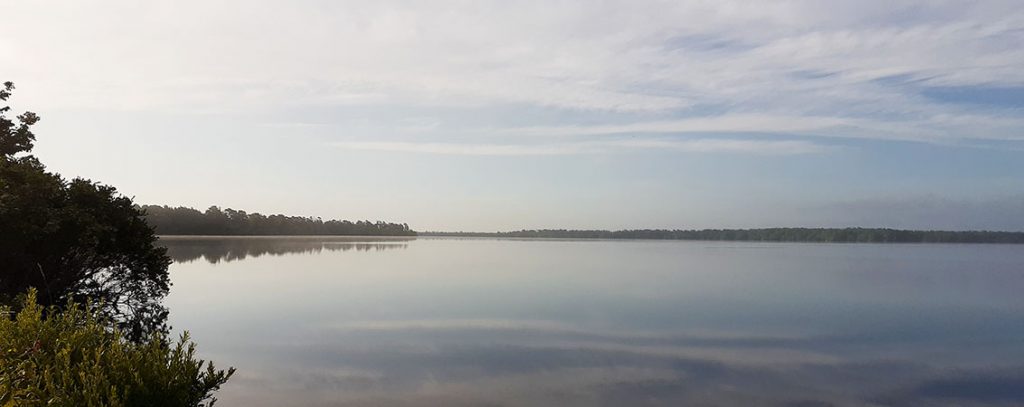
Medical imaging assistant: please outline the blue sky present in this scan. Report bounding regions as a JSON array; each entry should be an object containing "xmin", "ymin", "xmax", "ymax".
[{"xmin": 2, "ymin": 0, "xmax": 1023, "ymax": 231}]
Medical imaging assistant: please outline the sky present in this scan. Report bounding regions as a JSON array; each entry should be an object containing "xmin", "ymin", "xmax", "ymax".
[{"xmin": 2, "ymin": 0, "xmax": 1023, "ymax": 231}]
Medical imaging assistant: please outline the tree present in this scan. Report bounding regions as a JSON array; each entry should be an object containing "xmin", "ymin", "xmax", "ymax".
[
  {"xmin": 0, "ymin": 82, "xmax": 171, "ymax": 341},
  {"xmin": 0, "ymin": 82, "xmax": 39, "ymax": 156}
]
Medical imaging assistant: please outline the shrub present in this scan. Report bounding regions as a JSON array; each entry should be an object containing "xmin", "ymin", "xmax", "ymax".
[{"xmin": 0, "ymin": 289, "xmax": 234, "ymax": 407}]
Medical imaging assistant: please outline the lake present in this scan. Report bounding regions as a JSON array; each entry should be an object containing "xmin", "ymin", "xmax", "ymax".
[{"xmin": 160, "ymin": 236, "xmax": 1024, "ymax": 407}]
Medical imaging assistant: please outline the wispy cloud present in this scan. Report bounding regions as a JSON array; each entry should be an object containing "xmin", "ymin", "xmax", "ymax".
[
  {"xmin": 503, "ymin": 113, "xmax": 1024, "ymax": 143},
  {"xmin": 329, "ymin": 138, "xmax": 830, "ymax": 156},
  {"xmin": 4, "ymin": 0, "xmax": 1024, "ymax": 146},
  {"xmin": 504, "ymin": 115, "xmax": 850, "ymax": 137}
]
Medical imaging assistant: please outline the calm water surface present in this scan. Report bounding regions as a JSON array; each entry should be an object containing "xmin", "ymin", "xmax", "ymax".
[{"xmin": 161, "ymin": 236, "xmax": 1024, "ymax": 407}]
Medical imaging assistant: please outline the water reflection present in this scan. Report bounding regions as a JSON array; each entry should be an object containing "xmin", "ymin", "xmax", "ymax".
[
  {"xmin": 228, "ymin": 318, "xmax": 1024, "ymax": 406},
  {"xmin": 165, "ymin": 238, "xmax": 1024, "ymax": 406},
  {"xmin": 159, "ymin": 236, "xmax": 411, "ymax": 264}
]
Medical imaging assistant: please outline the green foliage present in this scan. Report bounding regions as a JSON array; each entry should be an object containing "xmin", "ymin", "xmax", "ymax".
[
  {"xmin": 1, "ymin": 82, "xmax": 171, "ymax": 340},
  {"xmin": 142, "ymin": 204, "xmax": 416, "ymax": 236},
  {"xmin": 0, "ymin": 289, "xmax": 234, "ymax": 407}
]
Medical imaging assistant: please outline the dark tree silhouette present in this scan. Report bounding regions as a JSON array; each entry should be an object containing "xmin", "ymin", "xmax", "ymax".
[
  {"xmin": 0, "ymin": 82, "xmax": 170, "ymax": 340},
  {"xmin": 142, "ymin": 204, "xmax": 416, "ymax": 236}
]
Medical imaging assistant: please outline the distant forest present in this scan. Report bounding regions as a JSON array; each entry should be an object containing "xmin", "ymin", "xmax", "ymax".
[
  {"xmin": 423, "ymin": 228, "xmax": 1024, "ymax": 243},
  {"xmin": 141, "ymin": 205, "xmax": 416, "ymax": 236}
]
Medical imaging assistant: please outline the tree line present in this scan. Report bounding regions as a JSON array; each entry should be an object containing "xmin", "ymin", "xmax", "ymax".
[
  {"xmin": 424, "ymin": 228, "xmax": 1024, "ymax": 243},
  {"xmin": 141, "ymin": 205, "xmax": 416, "ymax": 236}
]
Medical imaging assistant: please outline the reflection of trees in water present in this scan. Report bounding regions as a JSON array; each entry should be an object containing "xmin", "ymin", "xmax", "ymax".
[{"xmin": 159, "ymin": 237, "xmax": 412, "ymax": 264}]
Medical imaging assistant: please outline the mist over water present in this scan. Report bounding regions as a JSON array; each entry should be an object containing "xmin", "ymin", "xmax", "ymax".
[{"xmin": 163, "ymin": 237, "xmax": 1024, "ymax": 406}]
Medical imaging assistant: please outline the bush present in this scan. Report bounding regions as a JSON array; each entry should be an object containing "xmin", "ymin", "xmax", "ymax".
[{"xmin": 0, "ymin": 289, "xmax": 234, "ymax": 407}]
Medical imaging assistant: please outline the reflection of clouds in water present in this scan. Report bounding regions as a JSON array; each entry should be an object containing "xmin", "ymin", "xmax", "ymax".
[
  {"xmin": 214, "ymin": 319, "xmax": 1024, "ymax": 407},
  {"xmin": 158, "ymin": 236, "xmax": 412, "ymax": 264},
  {"xmin": 166, "ymin": 240, "xmax": 1024, "ymax": 406},
  {"xmin": 319, "ymin": 318, "xmax": 1024, "ymax": 366}
]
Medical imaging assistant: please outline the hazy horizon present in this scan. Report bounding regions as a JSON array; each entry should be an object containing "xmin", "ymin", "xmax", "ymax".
[{"xmin": 4, "ymin": 1, "xmax": 1023, "ymax": 231}]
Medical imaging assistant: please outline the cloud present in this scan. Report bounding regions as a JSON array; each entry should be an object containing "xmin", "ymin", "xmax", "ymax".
[
  {"xmin": 329, "ymin": 138, "xmax": 831, "ymax": 156},
  {"xmin": 506, "ymin": 113, "xmax": 1024, "ymax": 143},
  {"xmin": 3, "ymin": 0, "xmax": 1024, "ymax": 146},
  {"xmin": 506, "ymin": 114, "xmax": 851, "ymax": 137}
]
